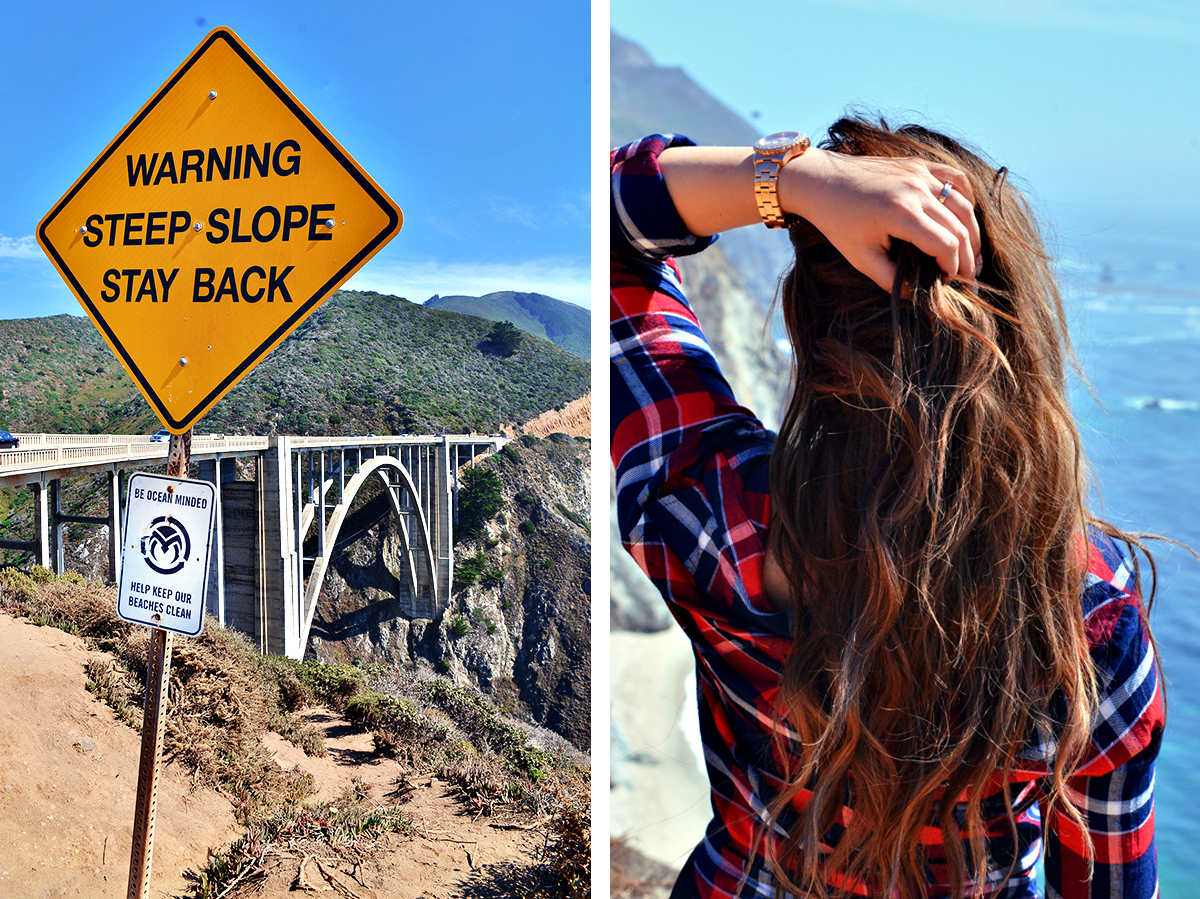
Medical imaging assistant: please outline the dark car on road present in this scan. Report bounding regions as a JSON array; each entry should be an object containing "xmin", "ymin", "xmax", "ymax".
[{"xmin": 0, "ymin": 430, "xmax": 18, "ymax": 450}]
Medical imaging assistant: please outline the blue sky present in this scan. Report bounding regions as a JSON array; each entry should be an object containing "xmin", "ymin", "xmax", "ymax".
[
  {"xmin": 611, "ymin": 0, "xmax": 1200, "ymax": 274},
  {"xmin": 0, "ymin": 0, "xmax": 590, "ymax": 319}
]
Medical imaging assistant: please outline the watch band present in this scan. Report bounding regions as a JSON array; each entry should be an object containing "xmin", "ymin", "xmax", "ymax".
[{"xmin": 753, "ymin": 132, "xmax": 810, "ymax": 229}]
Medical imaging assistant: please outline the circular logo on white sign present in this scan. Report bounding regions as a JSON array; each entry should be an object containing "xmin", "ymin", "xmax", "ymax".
[{"xmin": 140, "ymin": 516, "xmax": 191, "ymax": 575}]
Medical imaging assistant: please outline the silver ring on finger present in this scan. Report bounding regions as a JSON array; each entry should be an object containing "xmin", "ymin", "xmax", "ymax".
[{"xmin": 937, "ymin": 181, "xmax": 954, "ymax": 204}]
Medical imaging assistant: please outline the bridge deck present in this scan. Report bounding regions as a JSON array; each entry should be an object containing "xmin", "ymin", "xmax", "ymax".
[{"xmin": 0, "ymin": 434, "xmax": 502, "ymax": 487}]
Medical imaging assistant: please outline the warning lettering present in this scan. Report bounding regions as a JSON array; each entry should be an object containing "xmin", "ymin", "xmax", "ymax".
[{"xmin": 36, "ymin": 26, "xmax": 402, "ymax": 433}]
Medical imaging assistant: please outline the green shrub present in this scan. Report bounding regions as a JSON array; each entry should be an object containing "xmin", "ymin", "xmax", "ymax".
[
  {"xmin": 419, "ymin": 678, "xmax": 555, "ymax": 781},
  {"xmin": 555, "ymin": 502, "xmax": 589, "ymax": 534},
  {"xmin": 451, "ymin": 615, "xmax": 469, "ymax": 636},
  {"xmin": 454, "ymin": 551, "xmax": 487, "ymax": 587},
  {"xmin": 457, "ymin": 468, "xmax": 505, "ymax": 542},
  {"xmin": 346, "ymin": 692, "xmax": 406, "ymax": 730},
  {"xmin": 257, "ymin": 657, "xmax": 313, "ymax": 711},
  {"xmin": 295, "ymin": 661, "xmax": 364, "ymax": 708},
  {"xmin": 519, "ymin": 520, "xmax": 537, "ymax": 537},
  {"xmin": 480, "ymin": 566, "xmax": 503, "ymax": 588},
  {"xmin": 484, "ymin": 320, "xmax": 523, "ymax": 356}
]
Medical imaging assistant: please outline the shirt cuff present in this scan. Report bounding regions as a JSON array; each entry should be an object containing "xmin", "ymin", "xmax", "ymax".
[{"xmin": 611, "ymin": 134, "xmax": 719, "ymax": 260}]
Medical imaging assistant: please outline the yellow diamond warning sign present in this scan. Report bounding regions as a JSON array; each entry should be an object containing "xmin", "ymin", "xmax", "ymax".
[{"xmin": 37, "ymin": 26, "xmax": 403, "ymax": 433}]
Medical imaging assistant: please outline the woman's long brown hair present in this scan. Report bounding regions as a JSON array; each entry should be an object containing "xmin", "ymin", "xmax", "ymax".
[{"xmin": 765, "ymin": 117, "xmax": 1151, "ymax": 897}]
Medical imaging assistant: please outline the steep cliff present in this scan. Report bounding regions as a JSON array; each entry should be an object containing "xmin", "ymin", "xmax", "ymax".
[{"xmin": 307, "ymin": 434, "xmax": 591, "ymax": 751}]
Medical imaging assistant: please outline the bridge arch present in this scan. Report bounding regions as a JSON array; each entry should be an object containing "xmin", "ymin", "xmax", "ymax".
[{"xmin": 299, "ymin": 455, "xmax": 439, "ymax": 651}]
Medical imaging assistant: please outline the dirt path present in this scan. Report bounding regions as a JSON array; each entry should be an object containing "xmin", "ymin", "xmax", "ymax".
[
  {"xmin": 248, "ymin": 709, "xmax": 541, "ymax": 898},
  {"xmin": 230, "ymin": 776, "xmax": 541, "ymax": 899},
  {"xmin": 0, "ymin": 611, "xmax": 544, "ymax": 898}
]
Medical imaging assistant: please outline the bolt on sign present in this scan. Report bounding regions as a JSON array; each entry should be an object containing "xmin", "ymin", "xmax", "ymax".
[
  {"xmin": 37, "ymin": 26, "xmax": 403, "ymax": 434},
  {"xmin": 118, "ymin": 473, "xmax": 215, "ymax": 637}
]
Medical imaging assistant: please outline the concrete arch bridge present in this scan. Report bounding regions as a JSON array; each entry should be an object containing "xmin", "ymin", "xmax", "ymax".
[{"xmin": 0, "ymin": 433, "xmax": 505, "ymax": 658}]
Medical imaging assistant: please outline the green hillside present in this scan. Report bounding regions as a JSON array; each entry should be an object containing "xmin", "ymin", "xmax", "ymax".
[
  {"xmin": 0, "ymin": 290, "xmax": 588, "ymax": 436},
  {"xmin": 424, "ymin": 291, "xmax": 588, "ymax": 360}
]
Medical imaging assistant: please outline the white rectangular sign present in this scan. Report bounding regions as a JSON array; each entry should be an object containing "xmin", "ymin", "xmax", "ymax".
[{"xmin": 118, "ymin": 472, "xmax": 215, "ymax": 637}]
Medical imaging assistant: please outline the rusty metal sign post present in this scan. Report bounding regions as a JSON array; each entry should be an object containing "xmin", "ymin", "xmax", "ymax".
[{"xmin": 127, "ymin": 428, "xmax": 191, "ymax": 899}]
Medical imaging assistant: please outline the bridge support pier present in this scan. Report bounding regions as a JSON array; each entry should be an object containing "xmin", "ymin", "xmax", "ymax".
[
  {"xmin": 32, "ymin": 481, "xmax": 50, "ymax": 570},
  {"xmin": 107, "ymin": 470, "xmax": 122, "ymax": 584},
  {"xmin": 48, "ymin": 479, "xmax": 64, "ymax": 574},
  {"xmin": 262, "ymin": 437, "xmax": 298, "ymax": 658},
  {"xmin": 436, "ymin": 440, "xmax": 453, "ymax": 605},
  {"xmin": 218, "ymin": 474, "xmax": 259, "ymax": 645},
  {"xmin": 198, "ymin": 458, "xmax": 237, "ymax": 626}
]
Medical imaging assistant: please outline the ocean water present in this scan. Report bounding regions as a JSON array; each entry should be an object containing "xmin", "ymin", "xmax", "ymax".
[{"xmin": 1063, "ymin": 236, "xmax": 1200, "ymax": 897}]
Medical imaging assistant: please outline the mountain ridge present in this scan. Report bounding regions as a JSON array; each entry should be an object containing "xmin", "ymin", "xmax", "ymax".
[{"xmin": 424, "ymin": 290, "xmax": 588, "ymax": 360}]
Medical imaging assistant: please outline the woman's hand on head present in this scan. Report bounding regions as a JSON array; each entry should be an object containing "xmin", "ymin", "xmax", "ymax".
[{"xmin": 780, "ymin": 146, "xmax": 982, "ymax": 291}]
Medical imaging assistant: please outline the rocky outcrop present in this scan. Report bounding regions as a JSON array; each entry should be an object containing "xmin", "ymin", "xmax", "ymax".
[{"xmin": 308, "ymin": 434, "xmax": 591, "ymax": 751}]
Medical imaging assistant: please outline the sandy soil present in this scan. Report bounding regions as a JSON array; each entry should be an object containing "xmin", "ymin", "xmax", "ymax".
[
  {"xmin": 0, "ymin": 614, "xmax": 238, "ymax": 898},
  {"xmin": 230, "ymin": 771, "xmax": 540, "ymax": 899},
  {"xmin": 610, "ymin": 627, "xmax": 711, "ymax": 872},
  {"xmin": 0, "ymin": 612, "xmax": 544, "ymax": 898}
]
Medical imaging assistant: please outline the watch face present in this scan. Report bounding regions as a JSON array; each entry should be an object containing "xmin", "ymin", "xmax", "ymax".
[{"xmin": 755, "ymin": 131, "xmax": 805, "ymax": 153}]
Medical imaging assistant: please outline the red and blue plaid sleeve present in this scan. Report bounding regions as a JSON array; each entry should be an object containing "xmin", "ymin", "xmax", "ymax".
[
  {"xmin": 611, "ymin": 134, "xmax": 717, "ymax": 260},
  {"xmin": 1041, "ymin": 530, "xmax": 1163, "ymax": 899},
  {"xmin": 611, "ymin": 135, "xmax": 801, "ymax": 899},
  {"xmin": 609, "ymin": 135, "xmax": 783, "ymax": 630}
]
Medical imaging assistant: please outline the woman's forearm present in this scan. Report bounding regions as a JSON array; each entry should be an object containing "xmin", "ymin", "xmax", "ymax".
[
  {"xmin": 658, "ymin": 146, "xmax": 760, "ymax": 237},
  {"xmin": 658, "ymin": 142, "xmax": 982, "ymax": 290}
]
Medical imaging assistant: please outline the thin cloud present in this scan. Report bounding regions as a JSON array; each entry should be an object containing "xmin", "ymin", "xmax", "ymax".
[
  {"xmin": 0, "ymin": 235, "xmax": 41, "ymax": 260},
  {"xmin": 343, "ymin": 257, "xmax": 591, "ymax": 308},
  {"xmin": 481, "ymin": 194, "xmax": 542, "ymax": 229}
]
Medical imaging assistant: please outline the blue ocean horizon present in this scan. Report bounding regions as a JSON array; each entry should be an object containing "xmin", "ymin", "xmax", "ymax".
[{"xmin": 1064, "ymin": 233, "xmax": 1200, "ymax": 896}]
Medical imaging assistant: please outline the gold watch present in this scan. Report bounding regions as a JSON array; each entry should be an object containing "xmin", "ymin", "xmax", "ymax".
[{"xmin": 753, "ymin": 131, "xmax": 810, "ymax": 229}]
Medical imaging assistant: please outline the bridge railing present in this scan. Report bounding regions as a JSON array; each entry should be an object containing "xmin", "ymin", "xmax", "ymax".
[
  {"xmin": 0, "ymin": 448, "xmax": 64, "ymax": 467},
  {"xmin": 11, "ymin": 433, "xmax": 500, "ymax": 449},
  {"xmin": 193, "ymin": 436, "xmax": 270, "ymax": 451},
  {"xmin": 60, "ymin": 443, "xmax": 163, "ymax": 461},
  {"xmin": 13, "ymin": 433, "xmax": 142, "ymax": 446},
  {"xmin": 0, "ymin": 436, "xmax": 271, "ymax": 472},
  {"xmin": 289, "ymin": 434, "xmax": 506, "ymax": 449},
  {"xmin": 0, "ymin": 434, "xmax": 494, "ymax": 475}
]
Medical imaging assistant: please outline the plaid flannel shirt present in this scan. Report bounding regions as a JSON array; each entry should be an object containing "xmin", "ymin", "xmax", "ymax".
[{"xmin": 610, "ymin": 134, "xmax": 1162, "ymax": 899}]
